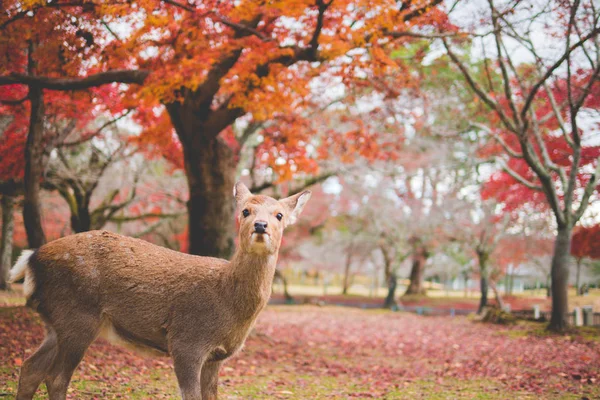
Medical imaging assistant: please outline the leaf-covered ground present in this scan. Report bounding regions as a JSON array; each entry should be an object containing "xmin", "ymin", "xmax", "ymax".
[{"xmin": 1, "ymin": 305, "xmax": 599, "ymax": 399}]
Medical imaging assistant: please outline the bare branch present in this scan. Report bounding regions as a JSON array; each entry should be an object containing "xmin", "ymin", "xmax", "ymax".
[
  {"xmin": 251, "ymin": 172, "xmax": 335, "ymax": 196},
  {"xmin": 238, "ymin": 121, "xmax": 265, "ymax": 148},
  {"xmin": 443, "ymin": 38, "xmax": 519, "ymax": 134},
  {"xmin": 573, "ymin": 156, "xmax": 600, "ymax": 222},
  {"xmin": 109, "ymin": 212, "xmax": 185, "ymax": 223},
  {"xmin": 519, "ymin": 139, "xmax": 565, "ymax": 226},
  {"xmin": 520, "ymin": 25, "xmax": 600, "ymax": 124},
  {"xmin": 60, "ymin": 110, "xmax": 132, "ymax": 148},
  {"xmin": 470, "ymin": 122, "xmax": 523, "ymax": 158},
  {"xmin": 288, "ymin": 172, "xmax": 336, "ymax": 196},
  {"xmin": 489, "ymin": 1, "xmax": 521, "ymax": 128},
  {"xmin": 497, "ymin": 158, "xmax": 542, "ymax": 191}
]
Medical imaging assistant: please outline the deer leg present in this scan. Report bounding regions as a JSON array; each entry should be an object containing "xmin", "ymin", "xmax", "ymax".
[
  {"xmin": 15, "ymin": 328, "xmax": 58, "ymax": 400},
  {"xmin": 172, "ymin": 346, "xmax": 207, "ymax": 400},
  {"xmin": 45, "ymin": 317, "xmax": 100, "ymax": 400},
  {"xmin": 201, "ymin": 360, "xmax": 223, "ymax": 400}
]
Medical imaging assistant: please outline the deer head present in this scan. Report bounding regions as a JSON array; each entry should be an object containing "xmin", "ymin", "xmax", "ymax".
[{"xmin": 233, "ymin": 182, "xmax": 311, "ymax": 255}]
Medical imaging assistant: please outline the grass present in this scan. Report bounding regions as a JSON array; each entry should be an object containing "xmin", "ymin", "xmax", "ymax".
[{"xmin": 1, "ymin": 289, "xmax": 600, "ymax": 399}]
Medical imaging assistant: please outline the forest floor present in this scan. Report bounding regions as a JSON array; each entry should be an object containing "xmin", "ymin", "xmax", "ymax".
[
  {"xmin": 1, "ymin": 293, "xmax": 600, "ymax": 399},
  {"xmin": 271, "ymin": 288, "xmax": 600, "ymax": 313}
]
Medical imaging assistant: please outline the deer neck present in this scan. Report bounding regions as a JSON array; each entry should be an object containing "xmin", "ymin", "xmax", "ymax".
[{"xmin": 226, "ymin": 248, "xmax": 278, "ymax": 315}]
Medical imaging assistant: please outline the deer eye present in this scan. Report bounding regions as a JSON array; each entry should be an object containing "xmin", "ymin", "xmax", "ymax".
[
  {"xmin": 242, "ymin": 209, "xmax": 250, "ymax": 218},
  {"xmin": 276, "ymin": 213, "xmax": 283, "ymax": 221}
]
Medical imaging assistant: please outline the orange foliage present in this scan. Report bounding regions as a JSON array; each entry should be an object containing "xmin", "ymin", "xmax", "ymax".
[{"xmin": 1, "ymin": 0, "xmax": 453, "ymax": 182}]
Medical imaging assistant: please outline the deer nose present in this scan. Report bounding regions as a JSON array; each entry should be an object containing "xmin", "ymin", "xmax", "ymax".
[{"xmin": 254, "ymin": 221, "xmax": 268, "ymax": 234}]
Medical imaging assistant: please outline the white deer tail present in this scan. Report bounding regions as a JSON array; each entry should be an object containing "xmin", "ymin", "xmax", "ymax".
[{"xmin": 9, "ymin": 250, "xmax": 36, "ymax": 297}]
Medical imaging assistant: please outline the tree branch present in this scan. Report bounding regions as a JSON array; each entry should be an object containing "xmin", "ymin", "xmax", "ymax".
[
  {"xmin": 385, "ymin": 30, "xmax": 458, "ymax": 39},
  {"xmin": 520, "ymin": 25, "xmax": 600, "ymax": 125},
  {"xmin": 252, "ymin": 172, "xmax": 335, "ymax": 196},
  {"xmin": 497, "ymin": 158, "xmax": 542, "ymax": 191},
  {"xmin": 0, "ymin": 95, "xmax": 28, "ymax": 105},
  {"xmin": 0, "ymin": 70, "xmax": 149, "ymax": 90},
  {"xmin": 162, "ymin": 0, "xmax": 272, "ymax": 41},
  {"xmin": 60, "ymin": 110, "xmax": 132, "ymax": 147},
  {"xmin": 573, "ymin": 156, "xmax": 600, "ymax": 223},
  {"xmin": 470, "ymin": 122, "xmax": 522, "ymax": 158},
  {"xmin": 109, "ymin": 211, "xmax": 184, "ymax": 223},
  {"xmin": 402, "ymin": 0, "xmax": 444, "ymax": 21},
  {"xmin": 443, "ymin": 38, "xmax": 518, "ymax": 134}
]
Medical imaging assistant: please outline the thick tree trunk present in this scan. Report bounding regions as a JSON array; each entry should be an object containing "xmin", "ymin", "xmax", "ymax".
[
  {"xmin": 404, "ymin": 245, "xmax": 427, "ymax": 296},
  {"xmin": 575, "ymin": 257, "xmax": 582, "ymax": 296},
  {"xmin": 384, "ymin": 272, "xmax": 397, "ymax": 308},
  {"xmin": 0, "ymin": 195, "xmax": 15, "ymax": 290},
  {"xmin": 71, "ymin": 206, "xmax": 91, "ymax": 233},
  {"xmin": 185, "ymin": 138, "xmax": 236, "ymax": 257},
  {"xmin": 548, "ymin": 226, "xmax": 572, "ymax": 332},
  {"xmin": 23, "ymin": 86, "xmax": 47, "ymax": 248},
  {"xmin": 167, "ymin": 103, "xmax": 237, "ymax": 258}
]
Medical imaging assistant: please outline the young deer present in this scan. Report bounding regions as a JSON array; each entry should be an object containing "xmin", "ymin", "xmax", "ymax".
[{"xmin": 9, "ymin": 182, "xmax": 310, "ymax": 400}]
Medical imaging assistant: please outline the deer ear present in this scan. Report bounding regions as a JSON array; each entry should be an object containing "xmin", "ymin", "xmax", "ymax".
[
  {"xmin": 280, "ymin": 190, "xmax": 311, "ymax": 226},
  {"xmin": 233, "ymin": 182, "xmax": 251, "ymax": 205}
]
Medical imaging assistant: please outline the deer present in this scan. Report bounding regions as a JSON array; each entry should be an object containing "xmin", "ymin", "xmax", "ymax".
[{"xmin": 8, "ymin": 182, "xmax": 311, "ymax": 400}]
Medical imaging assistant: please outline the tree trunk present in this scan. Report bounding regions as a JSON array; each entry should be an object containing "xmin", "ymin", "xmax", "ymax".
[
  {"xmin": 23, "ymin": 86, "xmax": 47, "ymax": 248},
  {"xmin": 274, "ymin": 269, "xmax": 293, "ymax": 303},
  {"xmin": 477, "ymin": 252, "xmax": 489, "ymax": 314},
  {"xmin": 548, "ymin": 226, "xmax": 572, "ymax": 332},
  {"xmin": 478, "ymin": 276, "xmax": 488, "ymax": 314},
  {"xmin": 383, "ymin": 272, "xmax": 397, "ymax": 308},
  {"xmin": 0, "ymin": 195, "xmax": 15, "ymax": 290},
  {"xmin": 71, "ymin": 206, "xmax": 91, "ymax": 233},
  {"xmin": 185, "ymin": 138, "xmax": 236, "ymax": 257},
  {"xmin": 380, "ymin": 245, "xmax": 392, "ymax": 282},
  {"xmin": 404, "ymin": 245, "xmax": 427, "ymax": 296},
  {"xmin": 342, "ymin": 250, "xmax": 353, "ymax": 295},
  {"xmin": 167, "ymin": 103, "xmax": 237, "ymax": 258},
  {"xmin": 575, "ymin": 257, "xmax": 582, "ymax": 296},
  {"xmin": 489, "ymin": 280, "xmax": 504, "ymax": 310}
]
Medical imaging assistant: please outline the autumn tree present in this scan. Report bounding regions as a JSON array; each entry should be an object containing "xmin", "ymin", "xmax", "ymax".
[
  {"xmin": 453, "ymin": 201, "xmax": 509, "ymax": 314},
  {"xmin": 444, "ymin": 0, "xmax": 600, "ymax": 331},
  {"xmin": 0, "ymin": 0, "xmax": 451, "ymax": 257},
  {"xmin": 571, "ymin": 224, "xmax": 600, "ymax": 295},
  {"xmin": 0, "ymin": 67, "xmax": 125, "ymax": 245},
  {"xmin": 43, "ymin": 125, "xmax": 156, "ymax": 234}
]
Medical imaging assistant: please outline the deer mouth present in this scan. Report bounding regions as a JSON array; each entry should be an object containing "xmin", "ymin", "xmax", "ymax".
[{"xmin": 251, "ymin": 232, "xmax": 270, "ymax": 242}]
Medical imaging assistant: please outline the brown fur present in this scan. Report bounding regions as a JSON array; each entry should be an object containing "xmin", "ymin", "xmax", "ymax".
[{"xmin": 11, "ymin": 182, "xmax": 311, "ymax": 400}]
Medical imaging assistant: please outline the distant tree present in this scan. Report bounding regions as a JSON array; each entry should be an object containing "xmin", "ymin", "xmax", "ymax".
[
  {"xmin": 445, "ymin": 0, "xmax": 600, "ymax": 331},
  {"xmin": 460, "ymin": 202, "xmax": 509, "ymax": 314},
  {"xmin": 571, "ymin": 225, "xmax": 600, "ymax": 295}
]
